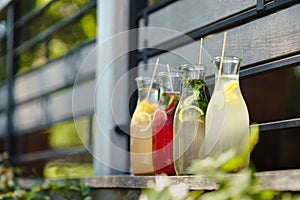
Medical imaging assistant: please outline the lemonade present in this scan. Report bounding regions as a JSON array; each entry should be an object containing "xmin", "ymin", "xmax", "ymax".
[
  {"xmin": 173, "ymin": 64, "xmax": 208, "ymax": 175},
  {"xmin": 173, "ymin": 103, "xmax": 205, "ymax": 174},
  {"xmin": 130, "ymin": 77, "xmax": 158, "ymax": 175},
  {"xmin": 204, "ymin": 57, "xmax": 249, "ymax": 162},
  {"xmin": 152, "ymin": 91, "xmax": 180, "ymax": 175},
  {"xmin": 152, "ymin": 71, "xmax": 181, "ymax": 175}
]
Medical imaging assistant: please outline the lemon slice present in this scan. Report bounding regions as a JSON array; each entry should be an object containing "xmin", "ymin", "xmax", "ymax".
[
  {"xmin": 137, "ymin": 100, "xmax": 157, "ymax": 114},
  {"xmin": 224, "ymin": 81, "xmax": 238, "ymax": 93},
  {"xmin": 224, "ymin": 81, "xmax": 239, "ymax": 101},
  {"xmin": 178, "ymin": 105, "xmax": 204, "ymax": 122},
  {"xmin": 132, "ymin": 111, "xmax": 152, "ymax": 132},
  {"xmin": 167, "ymin": 95, "xmax": 175, "ymax": 107},
  {"xmin": 183, "ymin": 95, "xmax": 197, "ymax": 106}
]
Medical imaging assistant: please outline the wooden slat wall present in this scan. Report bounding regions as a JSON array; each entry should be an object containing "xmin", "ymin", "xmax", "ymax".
[
  {"xmin": 139, "ymin": 0, "xmax": 256, "ymax": 48},
  {"xmin": 139, "ymin": 3, "xmax": 300, "ymax": 77},
  {"xmin": 0, "ymin": 41, "xmax": 96, "ymax": 135}
]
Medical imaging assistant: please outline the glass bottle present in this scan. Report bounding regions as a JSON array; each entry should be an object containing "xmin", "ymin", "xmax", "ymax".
[
  {"xmin": 173, "ymin": 64, "xmax": 208, "ymax": 175},
  {"xmin": 204, "ymin": 56, "xmax": 249, "ymax": 162},
  {"xmin": 152, "ymin": 71, "xmax": 181, "ymax": 175},
  {"xmin": 130, "ymin": 76, "xmax": 158, "ymax": 175}
]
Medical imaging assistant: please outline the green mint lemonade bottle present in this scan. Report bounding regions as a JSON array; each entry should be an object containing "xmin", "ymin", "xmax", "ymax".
[{"xmin": 173, "ymin": 64, "xmax": 208, "ymax": 175}]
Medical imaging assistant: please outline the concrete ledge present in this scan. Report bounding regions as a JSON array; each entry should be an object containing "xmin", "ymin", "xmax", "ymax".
[{"xmin": 18, "ymin": 169, "xmax": 300, "ymax": 192}]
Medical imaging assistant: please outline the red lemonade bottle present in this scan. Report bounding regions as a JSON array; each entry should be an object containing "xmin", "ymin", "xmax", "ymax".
[{"xmin": 152, "ymin": 71, "xmax": 181, "ymax": 175}]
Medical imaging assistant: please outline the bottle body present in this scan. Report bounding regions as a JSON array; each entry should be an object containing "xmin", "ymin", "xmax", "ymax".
[
  {"xmin": 152, "ymin": 72, "xmax": 181, "ymax": 175},
  {"xmin": 204, "ymin": 57, "xmax": 249, "ymax": 163},
  {"xmin": 130, "ymin": 77, "xmax": 158, "ymax": 175},
  {"xmin": 173, "ymin": 64, "xmax": 208, "ymax": 175}
]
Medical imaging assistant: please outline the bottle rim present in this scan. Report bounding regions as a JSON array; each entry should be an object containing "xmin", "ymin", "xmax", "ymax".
[
  {"xmin": 135, "ymin": 76, "xmax": 155, "ymax": 82},
  {"xmin": 211, "ymin": 56, "xmax": 242, "ymax": 63},
  {"xmin": 179, "ymin": 64, "xmax": 207, "ymax": 71},
  {"xmin": 156, "ymin": 71, "xmax": 181, "ymax": 77}
]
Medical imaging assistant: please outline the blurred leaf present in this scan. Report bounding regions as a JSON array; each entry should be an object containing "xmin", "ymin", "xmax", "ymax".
[
  {"xmin": 259, "ymin": 190, "xmax": 275, "ymax": 200},
  {"xmin": 221, "ymin": 156, "xmax": 245, "ymax": 172},
  {"xmin": 81, "ymin": 185, "xmax": 91, "ymax": 197},
  {"xmin": 83, "ymin": 196, "xmax": 92, "ymax": 200},
  {"xmin": 249, "ymin": 124, "xmax": 259, "ymax": 152}
]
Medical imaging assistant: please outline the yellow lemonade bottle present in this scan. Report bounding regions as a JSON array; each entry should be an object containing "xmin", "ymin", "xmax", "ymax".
[
  {"xmin": 130, "ymin": 77, "xmax": 158, "ymax": 175},
  {"xmin": 204, "ymin": 56, "xmax": 249, "ymax": 165}
]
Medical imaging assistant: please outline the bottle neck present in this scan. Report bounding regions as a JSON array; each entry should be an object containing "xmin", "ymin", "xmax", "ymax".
[
  {"xmin": 212, "ymin": 56, "xmax": 242, "ymax": 76},
  {"xmin": 212, "ymin": 56, "xmax": 242, "ymax": 90},
  {"xmin": 137, "ymin": 87, "xmax": 158, "ymax": 104}
]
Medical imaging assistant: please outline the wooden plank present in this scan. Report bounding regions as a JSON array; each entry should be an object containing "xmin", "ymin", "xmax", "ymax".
[
  {"xmin": 140, "ymin": 0, "xmax": 256, "ymax": 47},
  {"xmin": 13, "ymin": 42, "xmax": 95, "ymax": 103},
  {"xmin": 13, "ymin": 99, "xmax": 45, "ymax": 131},
  {"xmin": 142, "ymin": 4, "xmax": 300, "ymax": 76},
  {"xmin": 202, "ymin": 3, "xmax": 300, "ymax": 68},
  {"xmin": 14, "ymin": 60, "xmax": 68, "ymax": 103},
  {"xmin": 48, "ymin": 80, "xmax": 95, "ymax": 122},
  {"xmin": 17, "ymin": 169, "xmax": 300, "ymax": 191},
  {"xmin": 13, "ymin": 81, "xmax": 95, "ymax": 132}
]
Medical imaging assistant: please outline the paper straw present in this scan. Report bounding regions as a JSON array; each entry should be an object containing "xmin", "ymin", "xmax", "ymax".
[
  {"xmin": 198, "ymin": 37, "xmax": 204, "ymax": 79},
  {"xmin": 216, "ymin": 32, "xmax": 227, "ymax": 88},
  {"xmin": 219, "ymin": 32, "xmax": 227, "ymax": 77},
  {"xmin": 198, "ymin": 38, "xmax": 203, "ymax": 64},
  {"xmin": 167, "ymin": 64, "xmax": 174, "ymax": 92},
  {"xmin": 146, "ymin": 58, "xmax": 159, "ymax": 100}
]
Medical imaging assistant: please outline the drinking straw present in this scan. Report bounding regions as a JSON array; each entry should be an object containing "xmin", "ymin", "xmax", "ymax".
[
  {"xmin": 216, "ymin": 32, "xmax": 227, "ymax": 87},
  {"xmin": 146, "ymin": 58, "xmax": 160, "ymax": 100},
  {"xmin": 198, "ymin": 37, "xmax": 203, "ymax": 65},
  {"xmin": 219, "ymin": 32, "xmax": 227, "ymax": 77},
  {"xmin": 198, "ymin": 37, "xmax": 203, "ymax": 79},
  {"xmin": 167, "ymin": 64, "xmax": 174, "ymax": 92}
]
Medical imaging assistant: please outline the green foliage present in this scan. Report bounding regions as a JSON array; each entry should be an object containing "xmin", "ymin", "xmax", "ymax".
[
  {"xmin": 140, "ymin": 126, "xmax": 300, "ymax": 200},
  {"xmin": 17, "ymin": 0, "xmax": 96, "ymax": 74},
  {"xmin": 43, "ymin": 161, "xmax": 94, "ymax": 179},
  {"xmin": 184, "ymin": 78, "xmax": 208, "ymax": 122},
  {"xmin": 189, "ymin": 79, "xmax": 208, "ymax": 112},
  {"xmin": 48, "ymin": 118, "xmax": 87, "ymax": 149},
  {"xmin": 0, "ymin": 152, "xmax": 92, "ymax": 200}
]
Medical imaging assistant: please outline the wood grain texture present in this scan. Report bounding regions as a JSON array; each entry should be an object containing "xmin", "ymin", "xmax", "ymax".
[
  {"xmin": 139, "ymin": 4, "xmax": 300, "ymax": 77},
  {"xmin": 13, "ymin": 42, "xmax": 95, "ymax": 103},
  {"xmin": 140, "ymin": 0, "xmax": 256, "ymax": 47},
  {"xmin": 202, "ymin": 4, "xmax": 300, "ymax": 68},
  {"xmin": 0, "ymin": 42, "xmax": 96, "ymax": 132},
  {"xmin": 12, "ymin": 80, "xmax": 94, "ymax": 132}
]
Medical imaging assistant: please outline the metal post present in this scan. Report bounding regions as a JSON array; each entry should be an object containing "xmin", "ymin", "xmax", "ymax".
[
  {"xmin": 5, "ymin": 2, "xmax": 15, "ymax": 157},
  {"xmin": 128, "ymin": 0, "xmax": 147, "ymax": 116}
]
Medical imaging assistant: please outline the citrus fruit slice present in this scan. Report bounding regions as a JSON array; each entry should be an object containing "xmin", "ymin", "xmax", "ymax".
[
  {"xmin": 224, "ymin": 81, "xmax": 238, "ymax": 101},
  {"xmin": 178, "ymin": 105, "xmax": 204, "ymax": 122},
  {"xmin": 167, "ymin": 94, "xmax": 174, "ymax": 107},
  {"xmin": 137, "ymin": 100, "xmax": 157, "ymax": 114},
  {"xmin": 224, "ymin": 81, "xmax": 238, "ymax": 93},
  {"xmin": 133, "ymin": 111, "xmax": 152, "ymax": 132}
]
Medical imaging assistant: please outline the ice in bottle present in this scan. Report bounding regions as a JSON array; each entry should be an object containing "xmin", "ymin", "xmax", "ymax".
[
  {"xmin": 204, "ymin": 56, "xmax": 249, "ymax": 163},
  {"xmin": 152, "ymin": 71, "xmax": 181, "ymax": 175},
  {"xmin": 130, "ymin": 76, "xmax": 158, "ymax": 175},
  {"xmin": 173, "ymin": 64, "xmax": 208, "ymax": 175}
]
